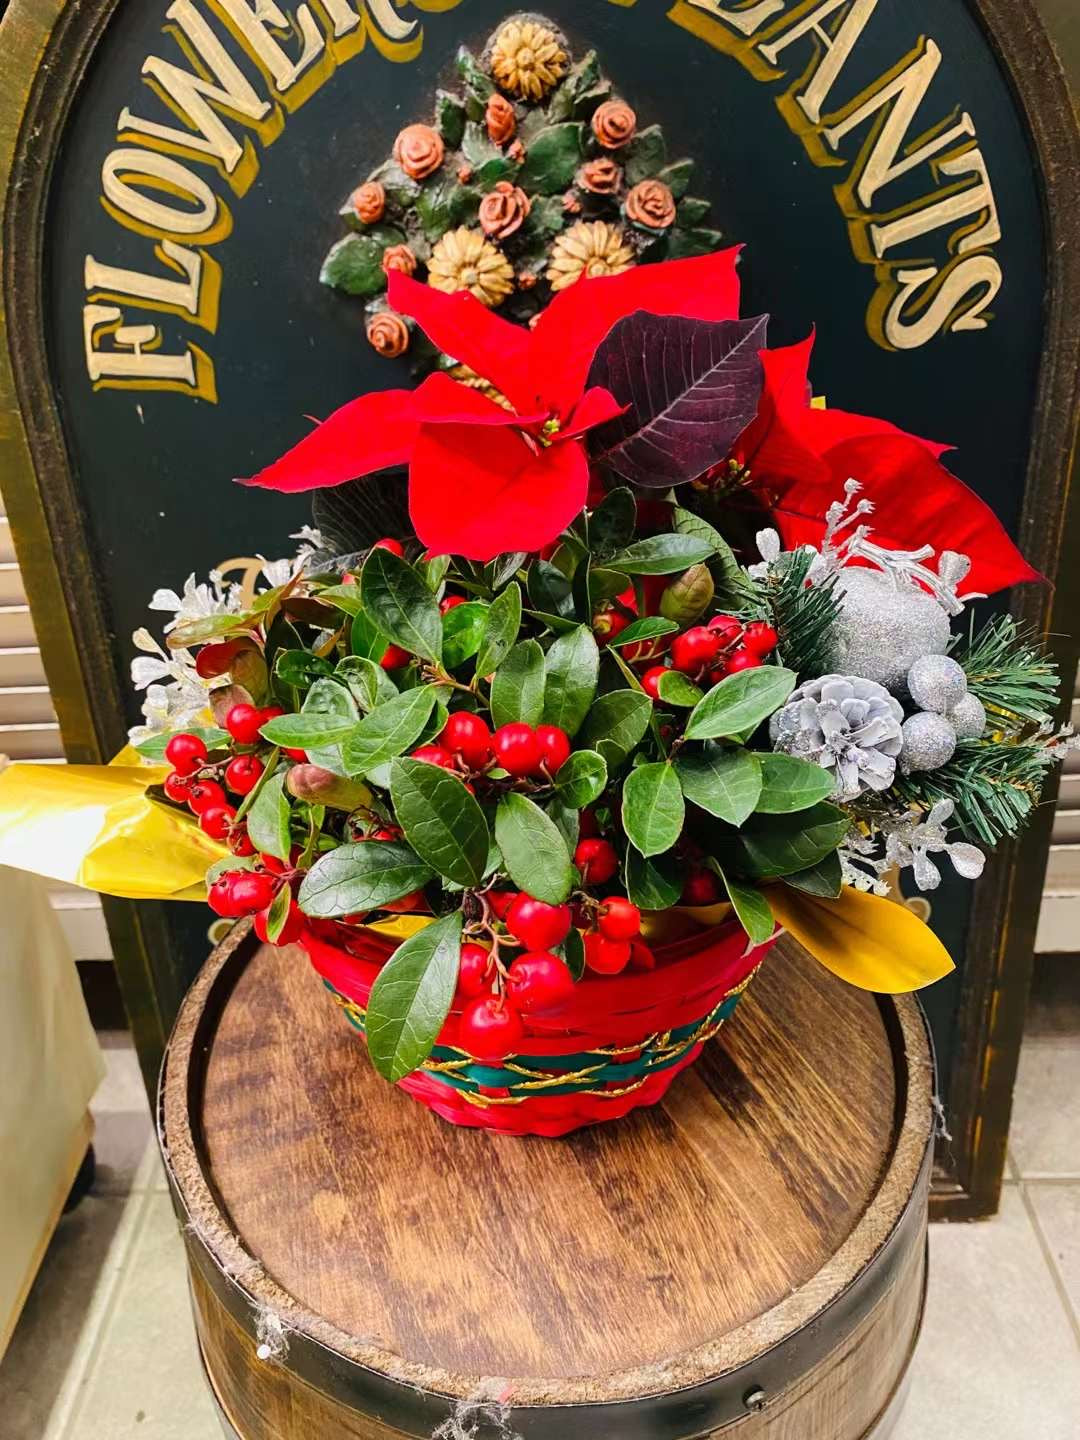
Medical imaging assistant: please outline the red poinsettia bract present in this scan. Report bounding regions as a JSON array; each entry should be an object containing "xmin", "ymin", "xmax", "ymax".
[
  {"xmin": 241, "ymin": 250, "xmax": 742, "ymax": 560},
  {"xmin": 733, "ymin": 335, "xmax": 1040, "ymax": 596}
]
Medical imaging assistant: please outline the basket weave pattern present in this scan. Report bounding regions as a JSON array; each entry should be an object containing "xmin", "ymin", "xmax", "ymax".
[{"xmin": 303, "ymin": 920, "xmax": 777, "ymax": 1136}]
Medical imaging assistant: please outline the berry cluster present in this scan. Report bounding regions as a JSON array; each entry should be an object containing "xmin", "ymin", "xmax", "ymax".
[
  {"xmin": 162, "ymin": 703, "xmax": 291, "ymax": 848},
  {"xmin": 640, "ymin": 616, "xmax": 778, "ymax": 699},
  {"xmin": 412, "ymin": 715, "xmax": 571, "ymax": 782}
]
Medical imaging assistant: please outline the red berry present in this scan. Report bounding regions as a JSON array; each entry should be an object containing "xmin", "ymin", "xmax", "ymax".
[
  {"xmin": 724, "ymin": 647, "xmax": 763, "ymax": 675},
  {"xmin": 628, "ymin": 940, "xmax": 656, "ymax": 972},
  {"xmin": 641, "ymin": 666, "xmax": 668, "ymax": 701},
  {"xmin": 372, "ymin": 537, "xmax": 404, "ymax": 556},
  {"xmin": 383, "ymin": 889, "xmax": 427, "ymax": 913},
  {"xmin": 200, "ymin": 804, "xmax": 236, "ymax": 841},
  {"xmin": 224, "ymin": 754, "xmax": 264, "ymax": 795},
  {"xmin": 597, "ymin": 897, "xmax": 641, "ymax": 942},
  {"xmin": 208, "ymin": 875, "xmax": 241, "ymax": 918},
  {"xmin": 456, "ymin": 943, "xmax": 492, "ymax": 1000},
  {"xmin": 194, "ymin": 640, "xmax": 247, "ymax": 680},
  {"xmin": 164, "ymin": 732, "xmax": 207, "ymax": 776},
  {"xmin": 742, "ymin": 621, "xmax": 779, "ymax": 656},
  {"xmin": 380, "ymin": 644, "xmax": 411, "ymax": 670},
  {"xmin": 593, "ymin": 609, "xmax": 631, "ymax": 645},
  {"xmin": 224, "ymin": 704, "xmax": 264, "ymax": 746},
  {"xmin": 254, "ymin": 898, "xmax": 305, "ymax": 945},
  {"xmin": 492, "ymin": 723, "xmax": 542, "ymax": 777},
  {"xmin": 439, "ymin": 594, "xmax": 466, "ymax": 614},
  {"xmin": 707, "ymin": 614, "xmax": 744, "ymax": 646},
  {"xmin": 583, "ymin": 932, "xmax": 631, "ymax": 975},
  {"xmin": 535, "ymin": 724, "xmax": 571, "ymax": 776},
  {"xmin": 506, "ymin": 894, "xmax": 572, "ymax": 951},
  {"xmin": 163, "ymin": 771, "xmax": 191, "ymax": 803},
  {"xmin": 681, "ymin": 867, "xmax": 720, "ymax": 906},
  {"xmin": 187, "ymin": 780, "xmax": 226, "ymax": 816},
  {"xmin": 411, "ymin": 744, "xmax": 457, "ymax": 770},
  {"xmin": 487, "ymin": 890, "xmax": 518, "ymax": 921},
  {"xmin": 229, "ymin": 829, "xmax": 257, "ymax": 857},
  {"xmin": 260, "ymin": 705, "xmax": 285, "ymax": 724},
  {"xmin": 441, "ymin": 711, "xmax": 492, "ymax": 769},
  {"xmin": 578, "ymin": 808, "xmax": 600, "ymax": 838},
  {"xmin": 506, "ymin": 952, "xmax": 576, "ymax": 1013},
  {"xmin": 458, "ymin": 996, "xmax": 524, "ymax": 1061},
  {"xmin": 359, "ymin": 826, "xmax": 398, "ymax": 842},
  {"xmin": 229, "ymin": 871, "xmax": 278, "ymax": 915},
  {"xmin": 574, "ymin": 837, "xmax": 618, "ymax": 886},
  {"xmin": 283, "ymin": 747, "xmax": 308, "ymax": 762},
  {"xmin": 671, "ymin": 626, "xmax": 722, "ymax": 675},
  {"xmin": 260, "ymin": 853, "xmax": 290, "ymax": 875}
]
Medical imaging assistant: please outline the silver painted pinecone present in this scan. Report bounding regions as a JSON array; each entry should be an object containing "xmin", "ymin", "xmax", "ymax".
[{"xmin": 770, "ymin": 674, "xmax": 905, "ymax": 800}]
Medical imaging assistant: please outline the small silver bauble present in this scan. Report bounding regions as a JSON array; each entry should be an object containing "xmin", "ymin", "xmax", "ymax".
[
  {"xmin": 821, "ymin": 569, "xmax": 951, "ymax": 691},
  {"xmin": 949, "ymin": 692, "xmax": 988, "ymax": 740},
  {"xmin": 900, "ymin": 712, "xmax": 957, "ymax": 774},
  {"xmin": 907, "ymin": 653, "xmax": 968, "ymax": 713}
]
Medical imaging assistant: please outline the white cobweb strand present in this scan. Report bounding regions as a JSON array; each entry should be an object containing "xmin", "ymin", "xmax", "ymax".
[{"xmin": 432, "ymin": 1399, "xmax": 523, "ymax": 1440}]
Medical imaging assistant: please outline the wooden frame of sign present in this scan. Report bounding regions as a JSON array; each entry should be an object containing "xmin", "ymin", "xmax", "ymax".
[{"xmin": 1, "ymin": 0, "xmax": 1078, "ymax": 1218}]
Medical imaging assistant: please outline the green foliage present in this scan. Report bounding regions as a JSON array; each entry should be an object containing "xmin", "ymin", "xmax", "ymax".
[
  {"xmin": 685, "ymin": 667, "xmax": 797, "ymax": 741},
  {"xmin": 495, "ymin": 793, "xmax": 575, "ymax": 904},
  {"xmin": 360, "ymin": 549, "xmax": 442, "ymax": 664},
  {"xmin": 490, "ymin": 639, "xmax": 546, "ymax": 727},
  {"xmin": 246, "ymin": 771, "xmax": 291, "ymax": 861},
  {"xmin": 554, "ymin": 750, "xmax": 608, "ymax": 808},
  {"xmin": 134, "ymin": 725, "xmax": 228, "ymax": 761},
  {"xmin": 675, "ymin": 746, "xmax": 762, "ymax": 826},
  {"xmin": 759, "ymin": 548, "xmax": 843, "ymax": 678},
  {"xmin": 298, "ymin": 841, "xmax": 433, "ymax": 917},
  {"xmin": 541, "ymin": 625, "xmax": 599, "ymax": 737},
  {"xmin": 621, "ymin": 762, "xmax": 685, "ymax": 857},
  {"xmin": 390, "ymin": 759, "xmax": 489, "ymax": 887},
  {"xmin": 954, "ymin": 614, "xmax": 1060, "ymax": 735},
  {"xmin": 889, "ymin": 737, "xmax": 1062, "ymax": 846},
  {"xmin": 366, "ymin": 912, "xmax": 462, "ymax": 1082},
  {"xmin": 341, "ymin": 686, "xmax": 438, "ymax": 777}
]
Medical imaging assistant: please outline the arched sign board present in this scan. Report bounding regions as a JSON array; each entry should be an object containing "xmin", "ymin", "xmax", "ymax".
[{"xmin": 2, "ymin": 0, "xmax": 1078, "ymax": 1216}]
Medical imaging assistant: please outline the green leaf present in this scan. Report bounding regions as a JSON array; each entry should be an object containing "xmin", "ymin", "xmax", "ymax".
[
  {"xmin": 246, "ymin": 771, "xmax": 291, "ymax": 861},
  {"xmin": 298, "ymin": 840, "xmax": 433, "ymax": 917},
  {"xmin": 625, "ymin": 847, "xmax": 681, "ymax": 910},
  {"xmin": 456, "ymin": 45, "xmax": 494, "ymax": 103},
  {"xmin": 717, "ymin": 868, "xmax": 775, "ymax": 944},
  {"xmin": 416, "ymin": 174, "xmax": 481, "ymax": 237},
  {"xmin": 756, "ymin": 753, "xmax": 836, "ymax": 814},
  {"xmin": 528, "ymin": 559, "xmax": 574, "ymax": 617},
  {"xmin": 677, "ymin": 195, "xmax": 711, "ymax": 226},
  {"xmin": 366, "ymin": 912, "xmax": 463, "ymax": 1082},
  {"xmin": 736, "ymin": 803, "xmax": 849, "ymax": 879},
  {"xmin": 671, "ymin": 506, "xmax": 752, "ymax": 609},
  {"xmin": 350, "ymin": 609, "xmax": 388, "ymax": 662},
  {"xmin": 274, "ymin": 649, "xmax": 333, "ymax": 688},
  {"xmin": 490, "ymin": 639, "xmax": 546, "ymax": 728},
  {"xmin": 579, "ymin": 689, "xmax": 652, "ymax": 764},
  {"xmin": 486, "ymin": 552, "xmax": 528, "ymax": 590},
  {"xmin": 607, "ymin": 534, "xmax": 714, "ymax": 575},
  {"xmin": 548, "ymin": 48, "xmax": 600, "ymax": 120},
  {"xmin": 666, "ymin": 226, "xmax": 726, "ymax": 261},
  {"xmin": 461, "ymin": 119, "xmax": 504, "ymax": 170},
  {"xmin": 684, "ymin": 668, "xmax": 797, "ymax": 741},
  {"xmin": 659, "ymin": 157, "xmax": 694, "ymax": 198},
  {"xmin": 676, "ymin": 745, "xmax": 762, "ymax": 826},
  {"xmin": 559, "ymin": 926, "xmax": 586, "ymax": 981},
  {"xmin": 441, "ymin": 600, "xmax": 489, "ymax": 669},
  {"xmin": 519, "ymin": 122, "xmax": 585, "ymax": 194},
  {"xmin": 589, "ymin": 487, "xmax": 637, "ymax": 555},
  {"xmin": 607, "ymin": 616, "xmax": 679, "ymax": 650},
  {"xmin": 259, "ymin": 712, "xmax": 355, "ymax": 750},
  {"xmin": 167, "ymin": 612, "xmax": 253, "ymax": 648},
  {"xmin": 316, "ymin": 583, "xmax": 365, "ymax": 617},
  {"xmin": 657, "ymin": 670, "xmax": 704, "ymax": 708},
  {"xmin": 205, "ymin": 854, "xmax": 258, "ymax": 885},
  {"xmin": 364, "ymin": 158, "xmax": 419, "ymax": 209},
  {"xmin": 301, "ymin": 677, "xmax": 360, "ymax": 772},
  {"xmin": 341, "ymin": 686, "xmax": 438, "ymax": 778},
  {"xmin": 547, "ymin": 795, "xmax": 580, "ymax": 855},
  {"xmin": 621, "ymin": 762, "xmax": 684, "ymax": 858},
  {"xmin": 435, "ymin": 88, "xmax": 466, "ymax": 146},
  {"xmin": 554, "ymin": 750, "xmax": 608, "ymax": 808},
  {"xmin": 134, "ymin": 725, "xmax": 228, "ymax": 762},
  {"xmin": 475, "ymin": 582, "xmax": 522, "ymax": 678},
  {"xmin": 495, "ymin": 793, "xmax": 575, "ymax": 904},
  {"xmin": 625, "ymin": 124, "xmax": 667, "ymax": 185},
  {"xmin": 542, "ymin": 625, "xmax": 599, "ymax": 738},
  {"xmin": 320, "ymin": 227, "xmax": 403, "ymax": 297},
  {"xmin": 360, "ymin": 548, "xmax": 442, "ymax": 664},
  {"xmin": 336, "ymin": 655, "xmax": 398, "ymax": 711},
  {"xmin": 390, "ymin": 759, "xmax": 490, "ymax": 887},
  {"xmin": 784, "ymin": 850, "xmax": 844, "ymax": 898},
  {"xmin": 263, "ymin": 882, "xmax": 292, "ymax": 944},
  {"xmin": 423, "ymin": 553, "xmax": 452, "ymax": 592}
]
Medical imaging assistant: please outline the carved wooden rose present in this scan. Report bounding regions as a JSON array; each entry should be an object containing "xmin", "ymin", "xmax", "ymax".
[
  {"xmin": 381, "ymin": 244, "xmax": 418, "ymax": 277},
  {"xmin": 486, "ymin": 93, "xmax": 517, "ymax": 146},
  {"xmin": 366, "ymin": 311, "xmax": 410, "ymax": 358},
  {"xmin": 592, "ymin": 99, "xmax": 637, "ymax": 150},
  {"xmin": 626, "ymin": 179, "xmax": 676, "ymax": 230},
  {"xmin": 393, "ymin": 124, "xmax": 445, "ymax": 181},
  {"xmin": 479, "ymin": 182, "xmax": 532, "ymax": 241},
  {"xmin": 351, "ymin": 181, "xmax": 386, "ymax": 224},
  {"xmin": 580, "ymin": 158, "xmax": 622, "ymax": 195}
]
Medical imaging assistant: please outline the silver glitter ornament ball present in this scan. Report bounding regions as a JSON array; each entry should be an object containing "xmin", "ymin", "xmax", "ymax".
[
  {"xmin": 900, "ymin": 712, "xmax": 957, "ymax": 774},
  {"xmin": 949, "ymin": 692, "xmax": 988, "ymax": 740},
  {"xmin": 907, "ymin": 653, "xmax": 968, "ymax": 713},
  {"xmin": 821, "ymin": 569, "xmax": 951, "ymax": 691}
]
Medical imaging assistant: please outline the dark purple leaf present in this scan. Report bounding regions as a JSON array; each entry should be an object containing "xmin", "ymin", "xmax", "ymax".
[{"xmin": 586, "ymin": 312, "xmax": 768, "ymax": 488}]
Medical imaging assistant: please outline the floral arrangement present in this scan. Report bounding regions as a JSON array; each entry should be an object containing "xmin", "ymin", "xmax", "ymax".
[
  {"xmin": 70, "ymin": 241, "xmax": 1062, "ymax": 1135},
  {"xmin": 321, "ymin": 15, "xmax": 721, "ymax": 362}
]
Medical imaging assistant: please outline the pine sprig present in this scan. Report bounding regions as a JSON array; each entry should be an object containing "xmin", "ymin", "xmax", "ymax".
[
  {"xmin": 952, "ymin": 615, "xmax": 1060, "ymax": 735},
  {"xmin": 760, "ymin": 549, "xmax": 843, "ymax": 678},
  {"xmin": 889, "ymin": 737, "xmax": 1060, "ymax": 846}
]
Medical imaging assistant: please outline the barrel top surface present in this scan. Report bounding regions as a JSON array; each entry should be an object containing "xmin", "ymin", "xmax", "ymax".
[{"xmin": 162, "ymin": 928, "xmax": 931, "ymax": 1403}]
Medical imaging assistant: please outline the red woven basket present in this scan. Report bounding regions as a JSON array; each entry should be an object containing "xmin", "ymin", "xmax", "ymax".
[{"xmin": 303, "ymin": 917, "xmax": 777, "ymax": 1137}]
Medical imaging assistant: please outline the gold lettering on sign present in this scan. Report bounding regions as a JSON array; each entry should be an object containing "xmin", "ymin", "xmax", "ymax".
[
  {"xmin": 669, "ymin": 0, "xmax": 1005, "ymax": 349},
  {"xmin": 83, "ymin": 0, "xmax": 463, "ymax": 399}
]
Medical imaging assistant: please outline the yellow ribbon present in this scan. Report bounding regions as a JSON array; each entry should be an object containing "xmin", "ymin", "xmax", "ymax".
[{"xmin": 0, "ymin": 761, "xmax": 226, "ymax": 901}]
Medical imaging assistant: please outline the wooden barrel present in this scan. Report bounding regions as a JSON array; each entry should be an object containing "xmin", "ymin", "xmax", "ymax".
[{"xmin": 160, "ymin": 925, "xmax": 933, "ymax": 1440}]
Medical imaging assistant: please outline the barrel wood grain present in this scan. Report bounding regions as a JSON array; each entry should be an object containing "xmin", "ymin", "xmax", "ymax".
[{"xmin": 161, "ymin": 925, "xmax": 933, "ymax": 1438}]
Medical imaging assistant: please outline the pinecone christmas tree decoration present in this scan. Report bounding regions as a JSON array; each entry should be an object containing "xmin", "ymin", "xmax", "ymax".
[
  {"xmin": 319, "ymin": 12, "xmax": 724, "ymax": 361},
  {"xmin": 770, "ymin": 675, "xmax": 905, "ymax": 800}
]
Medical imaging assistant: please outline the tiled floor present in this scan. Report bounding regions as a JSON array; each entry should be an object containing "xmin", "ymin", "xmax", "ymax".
[{"xmin": 1, "ymin": 1026, "xmax": 1078, "ymax": 1439}]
